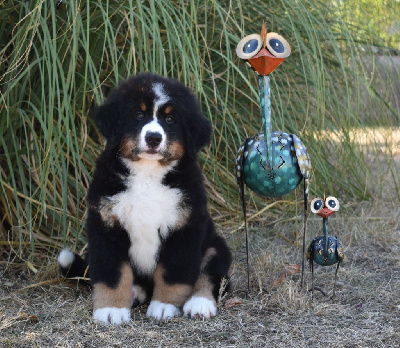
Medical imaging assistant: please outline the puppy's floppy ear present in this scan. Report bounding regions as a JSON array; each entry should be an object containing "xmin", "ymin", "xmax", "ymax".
[
  {"xmin": 92, "ymin": 91, "xmax": 119, "ymax": 142},
  {"xmin": 184, "ymin": 105, "xmax": 212, "ymax": 158}
]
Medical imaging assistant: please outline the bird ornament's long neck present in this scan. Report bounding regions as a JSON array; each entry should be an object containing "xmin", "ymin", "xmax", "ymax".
[
  {"xmin": 323, "ymin": 217, "xmax": 329, "ymax": 258},
  {"xmin": 258, "ymin": 75, "xmax": 272, "ymax": 170}
]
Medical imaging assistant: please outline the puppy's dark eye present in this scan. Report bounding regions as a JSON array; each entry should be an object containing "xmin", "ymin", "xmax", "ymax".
[
  {"xmin": 166, "ymin": 115, "xmax": 174, "ymax": 124},
  {"xmin": 136, "ymin": 112, "xmax": 144, "ymax": 120}
]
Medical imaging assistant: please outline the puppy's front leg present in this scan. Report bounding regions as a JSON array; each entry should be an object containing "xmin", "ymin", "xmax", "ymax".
[
  {"xmin": 93, "ymin": 262, "xmax": 134, "ymax": 325},
  {"xmin": 146, "ymin": 265, "xmax": 192, "ymax": 320}
]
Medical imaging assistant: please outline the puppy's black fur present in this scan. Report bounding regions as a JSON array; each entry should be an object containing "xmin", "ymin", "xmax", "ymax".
[{"xmin": 59, "ymin": 73, "xmax": 231, "ymax": 323}]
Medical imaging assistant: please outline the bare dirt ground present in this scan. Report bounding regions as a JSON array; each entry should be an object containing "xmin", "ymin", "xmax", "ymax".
[{"xmin": 1, "ymin": 198, "xmax": 399, "ymax": 348}]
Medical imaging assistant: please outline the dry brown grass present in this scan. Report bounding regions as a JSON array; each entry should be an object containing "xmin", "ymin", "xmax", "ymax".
[
  {"xmin": 1, "ymin": 197, "xmax": 399, "ymax": 347},
  {"xmin": 1, "ymin": 134, "xmax": 399, "ymax": 347}
]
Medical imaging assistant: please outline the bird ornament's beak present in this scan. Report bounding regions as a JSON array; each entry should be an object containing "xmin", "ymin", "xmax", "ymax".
[
  {"xmin": 317, "ymin": 207, "xmax": 335, "ymax": 219},
  {"xmin": 247, "ymin": 48, "xmax": 286, "ymax": 76}
]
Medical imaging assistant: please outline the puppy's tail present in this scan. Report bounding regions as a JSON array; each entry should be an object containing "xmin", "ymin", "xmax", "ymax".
[{"xmin": 58, "ymin": 249, "xmax": 89, "ymax": 280}]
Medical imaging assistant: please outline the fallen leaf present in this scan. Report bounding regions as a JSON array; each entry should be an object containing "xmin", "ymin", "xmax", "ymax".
[
  {"xmin": 285, "ymin": 264, "xmax": 301, "ymax": 275},
  {"xmin": 18, "ymin": 312, "xmax": 28, "ymax": 319},
  {"xmin": 18, "ymin": 312, "xmax": 38, "ymax": 321},
  {"xmin": 225, "ymin": 297, "xmax": 243, "ymax": 308},
  {"xmin": 26, "ymin": 261, "xmax": 38, "ymax": 274},
  {"xmin": 273, "ymin": 274, "xmax": 286, "ymax": 287}
]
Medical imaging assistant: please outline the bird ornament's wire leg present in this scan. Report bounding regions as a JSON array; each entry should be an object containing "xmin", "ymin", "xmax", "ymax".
[
  {"xmin": 240, "ymin": 177, "xmax": 250, "ymax": 298},
  {"xmin": 238, "ymin": 138, "xmax": 251, "ymax": 297},
  {"xmin": 332, "ymin": 261, "xmax": 341, "ymax": 299},
  {"xmin": 301, "ymin": 178, "xmax": 309, "ymax": 290},
  {"xmin": 311, "ymin": 260, "xmax": 314, "ymax": 299}
]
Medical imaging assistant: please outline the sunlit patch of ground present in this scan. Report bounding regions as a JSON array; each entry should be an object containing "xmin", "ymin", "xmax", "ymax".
[{"xmin": 313, "ymin": 127, "xmax": 400, "ymax": 153}]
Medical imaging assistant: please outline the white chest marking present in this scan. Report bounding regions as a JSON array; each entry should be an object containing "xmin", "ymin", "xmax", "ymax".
[{"xmin": 110, "ymin": 159, "xmax": 187, "ymax": 275}]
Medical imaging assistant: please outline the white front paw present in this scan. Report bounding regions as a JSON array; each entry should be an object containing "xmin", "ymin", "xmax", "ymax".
[
  {"xmin": 93, "ymin": 307, "xmax": 130, "ymax": 325},
  {"xmin": 146, "ymin": 300, "xmax": 180, "ymax": 320},
  {"xmin": 183, "ymin": 297, "xmax": 217, "ymax": 319}
]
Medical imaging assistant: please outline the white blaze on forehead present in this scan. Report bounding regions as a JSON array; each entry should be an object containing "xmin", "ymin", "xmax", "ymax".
[{"xmin": 152, "ymin": 82, "xmax": 169, "ymax": 119}]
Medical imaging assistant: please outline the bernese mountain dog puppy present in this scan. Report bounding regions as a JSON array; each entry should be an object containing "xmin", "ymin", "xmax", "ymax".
[{"xmin": 58, "ymin": 73, "xmax": 232, "ymax": 325}]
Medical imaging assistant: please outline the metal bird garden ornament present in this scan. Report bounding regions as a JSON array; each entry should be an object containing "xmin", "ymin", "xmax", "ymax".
[
  {"xmin": 235, "ymin": 23, "xmax": 312, "ymax": 293},
  {"xmin": 307, "ymin": 196, "xmax": 344, "ymax": 298}
]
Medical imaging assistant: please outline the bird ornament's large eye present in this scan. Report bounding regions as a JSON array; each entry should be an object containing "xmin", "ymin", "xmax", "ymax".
[
  {"xmin": 325, "ymin": 196, "xmax": 339, "ymax": 212},
  {"xmin": 266, "ymin": 32, "xmax": 291, "ymax": 58},
  {"xmin": 236, "ymin": 34, "xmax": 263, "ymax": 60},
  {"xmin": 310, "ymin": 197, "xmax": 324, "ymax": 214}
]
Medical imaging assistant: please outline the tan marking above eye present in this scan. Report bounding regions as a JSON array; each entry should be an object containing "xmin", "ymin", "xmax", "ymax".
[
  {"xmin": 165, "ymin": 105, "xmax": 173, "ymax": 114},
  {"xmin": 140, "ymin": 103, "xmax": 147, "ymax": 112}
]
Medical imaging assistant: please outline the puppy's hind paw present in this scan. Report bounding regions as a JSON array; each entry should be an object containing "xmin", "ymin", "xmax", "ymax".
[
  {"xmin": 93, "ymin": 307, "xmax": 131, "ymax": 325},
  {"xmin": 183, "ymin": 296, "xmax": 217, "ymax": 319}
]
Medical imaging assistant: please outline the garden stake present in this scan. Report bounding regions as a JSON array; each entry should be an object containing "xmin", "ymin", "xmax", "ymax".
[
  {"xmin": 235, "ymin": 23, "xmax": 312, "ymax": 294},
  {"xmin": 307, "ymin": 196, "xmax": 344, "ymax": 298}
]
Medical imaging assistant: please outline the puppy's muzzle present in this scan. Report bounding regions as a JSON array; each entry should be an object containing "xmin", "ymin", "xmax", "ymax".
[
  {"xmin": 144, "ymin": 131, "xmax": 163, "ymax": 153},
  {"xmin": 145, "ymin": 131, "xmax": 162, "ymax": 151}
]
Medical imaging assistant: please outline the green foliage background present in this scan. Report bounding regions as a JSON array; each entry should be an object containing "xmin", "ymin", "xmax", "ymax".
[{"xmin": 1, "ymin": 0, "xmax": 399, "ymax": 257}]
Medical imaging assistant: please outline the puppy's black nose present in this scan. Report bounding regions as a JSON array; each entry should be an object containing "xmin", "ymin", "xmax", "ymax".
[{"xmin": 145, "ymin": 131, "xmax": 162, "ymax": 148}]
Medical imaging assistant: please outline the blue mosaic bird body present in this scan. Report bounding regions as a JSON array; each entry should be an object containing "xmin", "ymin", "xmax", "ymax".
[
  {"xmin": 236, "ymin": 131, "xmax": 309, "ymax": 197},
  {"xmin": 308, "ymin": 235, "xmax": 344, "ymax": 267}
]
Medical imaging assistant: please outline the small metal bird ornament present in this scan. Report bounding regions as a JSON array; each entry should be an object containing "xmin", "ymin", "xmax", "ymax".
[
  {"xmin": 307, "ymin": 196, "xmax": 344, "ymax": 298},
  {"xmin": 235, "ymin": 23, "xmax": 312, "ymax": 293}
]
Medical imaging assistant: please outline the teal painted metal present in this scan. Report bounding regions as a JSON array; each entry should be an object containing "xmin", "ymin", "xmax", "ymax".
[
  {"xmin": 307, "ymin": 218, "xmax": 344, "ymax": 267},
  {"xmin": 235, "ymin": 25, "xmax": 312, "ymax": 293},
  {"xmin": 237, "ymin": 131, "xmax": 303, "ymax": 197},
  {"xmin": 235, "ymin": 74, "xmax": 311, "ymax": 198},
  {"xmin": 259, "ymin": 75, "xmax": 272, "ymax": 169}
]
